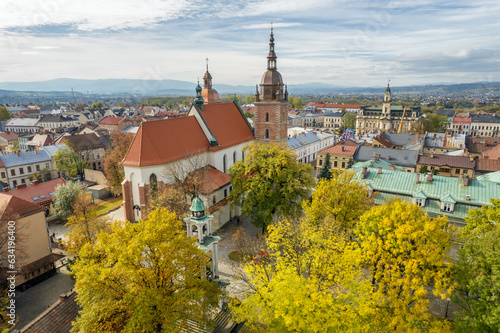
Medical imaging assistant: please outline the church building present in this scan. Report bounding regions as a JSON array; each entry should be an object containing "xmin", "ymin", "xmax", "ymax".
[
  {"xmin": 355, "ymin": 83, "xmax": 421, "ymax": 135},
  {"xmin": 253, "ymin": 28, "xmax": 289, "ymax": 143}
]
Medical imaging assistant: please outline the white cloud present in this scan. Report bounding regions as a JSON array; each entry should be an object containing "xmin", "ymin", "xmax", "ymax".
[{"xmin": 241, "ymin": 22, "xmax": 303, "ymax": 30}]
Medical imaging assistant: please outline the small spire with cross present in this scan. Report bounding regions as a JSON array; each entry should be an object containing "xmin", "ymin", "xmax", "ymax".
[{"xmin": 206, "ymin": 57, "xmax": 209, "ymax": 71}]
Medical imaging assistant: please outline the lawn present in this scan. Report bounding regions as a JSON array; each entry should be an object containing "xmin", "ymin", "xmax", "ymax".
[{"xmin": 95, "ymin": 196, "xmax": 123, "ymax": 216}]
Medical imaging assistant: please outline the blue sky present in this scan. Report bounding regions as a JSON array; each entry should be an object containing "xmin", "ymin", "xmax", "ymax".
[{"xmin": 0, "ymin": 0, "xmax": 499, "ymax": 87}]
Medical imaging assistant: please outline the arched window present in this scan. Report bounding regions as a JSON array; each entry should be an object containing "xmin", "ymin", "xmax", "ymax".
[
  {"xmin": 242, "ymin": 151, "xmax": 245, "ymax": 162},
  {"xmin": 223, "ymin": 154, "xmax": 227, "ymax": 173},
  {"xmin": 150, "ymin": 173, "xmax": 158, "ymax": 198},
  {"xmin": 265, "ymin": 129, "xmax": 270, "ymax": 139},
  {"xmin": 265, "ymin": 113, "xmax": 269, "ymax": 122},
  {"xmin": 233, "ymin": 151, "xmax": 237, "ymax": 164}
]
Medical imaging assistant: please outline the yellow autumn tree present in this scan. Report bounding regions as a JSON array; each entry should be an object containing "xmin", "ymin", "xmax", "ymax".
[
  {"xmin": 231, "ymin": 217, "xmax": 374, "ymax": 332},
  {"xmin": 71, "ymin": 208, "xmax": 224, "ymax": 332},
  {"xmin": 65, "ymin": 192, "xmax": 111, "ymax": 255},
  {"xmin": 355, "ymin": 200, "xmax": 455, "ymax": 331},
  {"xmin": 303, "ymin": 169, "xmax": 374, "ymax": 235}
]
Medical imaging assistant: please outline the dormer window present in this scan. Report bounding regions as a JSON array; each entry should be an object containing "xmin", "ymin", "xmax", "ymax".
[
  {"xmin": 414, "ymin": 198, "xmax": 425, "ymax": 207},
  {"xmin": 441, "ymin": 202, "xmax": 454, "ymax": 212}
]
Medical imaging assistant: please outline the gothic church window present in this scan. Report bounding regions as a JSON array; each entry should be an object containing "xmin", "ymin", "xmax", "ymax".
[
  {"xmin": 266, "ymin": 113, "xmax": 269, "ymax": 122},
  {"xmin": 223, "ymin": 154, "xmax": 227, "ymax": 173},
  {"xmin": 265, "ymin": 129, "xmax": 270, "ymax": 139},
  {"xmin": 150, "ymin": 173, "xmax": 158, "ymax": 198}
]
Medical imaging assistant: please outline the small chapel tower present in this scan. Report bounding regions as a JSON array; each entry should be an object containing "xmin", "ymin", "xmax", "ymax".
[
  {"xmin": 254, "ymin": 27, "xmax": 288, "ymax": 144},
  {"xmin": 201, "ymin": 58, "xmax": 222, "ymax": 104},
  {"xmin": 184, "ymin": 197, "xmax": 220, "ymax": 281}
]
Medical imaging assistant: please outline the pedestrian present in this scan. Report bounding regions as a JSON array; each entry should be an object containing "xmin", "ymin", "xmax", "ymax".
[{"xmin": 237, "ymin": 217, "xmax": 241, "ymax": 225}]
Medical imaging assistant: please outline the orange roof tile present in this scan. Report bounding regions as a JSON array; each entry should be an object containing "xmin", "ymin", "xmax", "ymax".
[
  {"xmin": 476, "ymin": 158, "xmax": 500, "ymax": 172},
  {"xmin": 201, "ymin": 102, "xmax": 254, "ymax": 150},
  {"xmin": 0, "ymin": 193, "xmax": 45, "ymax": 220},
  {"xmin": 8, "ymin": 178, "xmax": 66, "ymax": 205},
  {"xmin": 121, "ymin": 117, "xmax": 209, "ymax": 167},
  {"xmin": 189, "ymin": 166, "xmax": 230, "ymax": 194},
  {"xmin": 319, "ymin": 145, "xmax": 358, "ymax": 157},
  {"xmin": 98, "ymin": 116, "xmax": 125, "ymax": 125},
  {"xmin": 482, "ymin": 143, "xmax": 500, "ymax": 160}
]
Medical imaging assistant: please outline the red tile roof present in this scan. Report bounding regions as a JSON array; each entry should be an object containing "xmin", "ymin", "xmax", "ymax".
[
  {"xmin": 122, "ymin": 117, "xmax": 208, "ymax": 167},
  {"xmin": 373, "ymin": 134, "xmax": 395, "ymax": 148},
  {"xmin": 201, "ymin": 103, "xmax": 254, "ymax": 150},
  {"xmin": 122, "ymin": 103, "xmax": 253, "ymax": 167},
  {"xmin": 417, "ymin": 154, "xmax": 476, "ymax": 169},
  {"xmin": 476, "ymin": 158, "xmax": 500, "ymax": 172},
  {"xmin": 482, "ymin": 143, "xmax": 500, "ymax": 160},
  {"xmin": 21, "ymin": 290, "xmax": 79, "ymax": 333},
  {"xmin": 0, "ymin": 193, "xmax": 45, "ymax": 220},
  {"xmin": 453, "ymin": 117, "xmax": 471, "ymax": 123},
  {"xmin": 8, "ymin": 178, "xmax": 66, "ymax": 205},
  {"xmin": 190, "ymin": 166, "xmax": 230, "ymax": 194},
  {"xmin": 98, "ymin": 116, "xmax": 125, "ymax": 125},
  {"xmin": 319, "ymin": 144, "xmax": 358, "ymax": 157},
  {"xmin": 0, "ymin": 131, "xmax": 18, "ymax": 142}
]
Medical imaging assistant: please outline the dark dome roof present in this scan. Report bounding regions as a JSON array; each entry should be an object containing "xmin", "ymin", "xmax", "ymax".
[{"xmin": 260, "ymin": 70, "xmax": 283, "ymax": 86}]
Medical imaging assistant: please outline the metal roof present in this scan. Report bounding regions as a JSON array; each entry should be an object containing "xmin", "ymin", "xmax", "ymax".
[
  {"xmin": 424, "ymin": 132, "xmax": 466, "ymax": 148},
  {"xmin": 41, "ymin": 144, "xmax": 66, "ymax": 157},
  {"xmin": 354, "ymin": 146, "xmax": 418, "ymax": 167},
  {"xmin": 0, "ymin": 150, "xmax": 51, "ymax": 167},
  {"xmin": 353, "ymin": 167, "xmax": 500, "ymax": 208},
  {"xmin": 6, "ymin": 118, "xmax": 39, "ymax": 126},
  {"xmin": 382, "ymin": 132, "xmax": 421, "ymax": 148},
  {"xmin": 352, "ymin": 159, "xmax": 405, "ymax": 171},
  {"xmin": 287, "ymin": 132, "xmax": 320, "ymax": 149}
]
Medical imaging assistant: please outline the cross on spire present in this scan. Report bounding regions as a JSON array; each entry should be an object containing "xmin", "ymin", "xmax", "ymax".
[{"xmin": 206, "ymin": 57, "xmax": 209, "ymax": 71}]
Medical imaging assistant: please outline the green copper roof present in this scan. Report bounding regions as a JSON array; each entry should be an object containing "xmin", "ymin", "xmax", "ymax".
[
  {"xmin": 413, "ymin": 189, "xmax": 427, "ymax": 199},
  {"xmin": 440, "ymin": 192, "xmax": 456, "ymax": 203},
  {"xmin": 199, "ymin": 235, "xmax": 220, "ymax": 250},
  {"xmin": 477, "ymin": 171, "xmax": 500, "ymax": 184},
  {"xmin": 352, "ymin": 159, "xmax": 405, "ymax": 172},
  {"xmin": 190, "ymin": 197, "xmax": 206, "ymax": 212},
  {"xmin": 354, "ymin": 167, "xmax": 500, "ymax": 223}
]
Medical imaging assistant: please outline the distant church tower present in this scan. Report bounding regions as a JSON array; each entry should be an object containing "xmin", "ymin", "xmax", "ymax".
[
  {"xmin": 254, "ymin": 27, "xmax": 289, "ymax": 143},
  {"xmin": 382, "ymin": 80, "xmax": 392, "ymax": 115},
  {"xmin": 201, "ymin": 58, "xmax": 222, "ymax": 104}
]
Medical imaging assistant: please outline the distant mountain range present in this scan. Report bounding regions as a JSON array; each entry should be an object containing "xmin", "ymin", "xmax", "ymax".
[{"xmin": 0, "ymin": 78, "xmax": 500, "ymax": 96}]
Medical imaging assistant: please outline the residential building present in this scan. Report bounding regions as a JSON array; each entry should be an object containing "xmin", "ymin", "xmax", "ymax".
[
  {"xmin": 356, "ymin": 84, "xmax": 421, "ymax": 134},
  {"xmin": 354, "ymin": 146, "xmax": 418, "ymax": 172},
  {"xmin": 423, "ymin": 132, "xmax": 466, "ymax": 154},
  {"xmin": 416, "ymin": 154, "xmax": 475, "ymax": 178},
  {"xmin": 97, "ymin": 116, "xmax": 130, "ymax": 133},
  {"xmin": 18, "ymin": 133, "xmax": 35, "ymax": 151},
  {"xmin": 470, "ymin": 114, "xmax": 500, "ymax": 137},
  {"xmin": 60, "ymin": 133, "xmax": 107, "ymax": 170},
  {"xmin": 37, "ymin": 115, "xmax": 79, "ymax": 131},
  {"xmin": 4, "ymin": 177, "xmax": 67, "ymax": 215},
  {"xmin": 450, "ymin": 117, "xmax": 471, "ymax": 135},
  {"xmin": 304, "ymin": 102, "xmax": 363, "ymax": 113},
  {"xmin": 0, "ymin": 150, "xmax": 53, "ymax": 189},
  {"xmin": 466, "ymin": 137, "xmax": 500, "ymax": 158},
  {"xmin": 0, "ymin": 193, "xmax": 64, "ymax": 287},
  {"xmin": 287, "ymin": 129, "xmax": 335, "ymax": 163},
  {"xmin": 372, "ymin": 132, "xmax": 424, "ymax": 150},
  {"xmin": 5, "ymin": 118, "xmax": 40, "ymax": 133},
  {"xmin": 0, "ymin": 131, "xmax": 18, "ymax": 152},
  {"xmin": 323, "ymin": 111, "xmax": 346, "ymax": 129},
  {"xmin": 352, "ymin": 166, "xmax": 500, "ymax": 228},
  {"xmin": 317, "ymin": 142, "xmax": 358, "ymax": 170},
  {"xmin": 25, "ymin": 134, "xmax": 54, "ymax": 151}
]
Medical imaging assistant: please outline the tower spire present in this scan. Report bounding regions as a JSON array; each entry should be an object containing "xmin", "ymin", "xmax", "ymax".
[
  {"xmin": 267, "ymin": 26, "xmax": 277, "ymax": 71},
  {"xmin": 203, "ymin": 57, "xmax": 213, "ymax": 89}
]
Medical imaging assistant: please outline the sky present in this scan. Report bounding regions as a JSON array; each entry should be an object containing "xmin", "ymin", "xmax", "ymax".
[{"xmin": 0, "ymin": 0, "xmax": 499, "ymax": 87}]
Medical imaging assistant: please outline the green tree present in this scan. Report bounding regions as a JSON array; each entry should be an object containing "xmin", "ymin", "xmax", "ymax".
[
  {"xmin": 453, "ymin": 218, "xmax": 500, "ymax": 332},
  {"xmin": 245, "ymin": 96, "xmax": 255, "ymax": 104},
  {"xmin": 292, "ymin": 97, "xmax": 303, "ymax": 109},
  {"xmin": 419, "ymin": 164, "xmax": 429, "ymax": 174},
  {"xmin": 243, "ymin": 111, "xmax": 254, "ymax": 118},
  {"xmin": 317, "ymin": 154, "xmax": 332, "ymax": 180},
  {"xmin": 0, "ymin": 107, "xmax": 12, "ymax": 121},
  {"xmin": 229, "ymin": 142, "xmax": 314, "ymax": 233},
  {"xmin": 342, "ymin": 112, "xmax": 356, "ymax": 130},
  {"xmin": 461, "ymin": 198, "xmax": 500, "ymax": 236},
  {"xmin": 54, "ymin": 145, "xmax": 90, "ymax": 178},
  {"xmin": 427, "ymin": 113, "xmax": 450, "ymax": 133},
  {"xmin": 412, "ymin": 118, "xmax": 434, "ymax": 134},
  {"xmin": 104, "ymin": 131, "xmax": 134, "ymax": 195},
  {"xmin": 53, "ymin": 181, "xmax": 85, "ymax": 219},
  {"xmin": 304, "ymin": 169, "xmax": 374, "ymax": 234},
  {"xmin": 90, "ymin": 102, "xmax": 104, "ymax": 109},
  {"xmin": 355, "ymin": 200, "xmax": 454, "ymax": 331},
  {"xmin": 71, "ymin": 208, "xmax": 224, "ymax": 332},
  {"xmin": 231, "ymin": 217, "xmax": 373, "ymax": 332}
]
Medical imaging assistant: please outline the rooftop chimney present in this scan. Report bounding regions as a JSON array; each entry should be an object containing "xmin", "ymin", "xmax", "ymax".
[
  {"xmin": 463, "ymin": 175, "xmax": 469, "ymax": 186},
  {"xmin": 377, "ymin": 167, "xmax": 382, "ymax": 174},
  {"xmin": 3, "ymin": 187, "xmax": 8, "ymax": 193},
  {"xmin": 427, "ymin": 173, "xmax": 433, "ymax": 182},
  {"xmin": 15, "ymin": 151, "xmax": 19, "ymax": 157},
  {"xmin": 465, "ymin": 194, "xmax": 470, "ymax": 201},
  {"xmin": 389, "ymin": 165, "xmax": 395, "ymax": 170},
  {"xmin": 34, "ymin": 149, "xmax": 38, "ymax": 154},
  {"xmin": 31, "ymin": 180, "xmax": 38, "ymax": 186},
  {"xmin": 387, "ymin": 154, "xmax": 391, "ymax": 160},
  {"xmin": 16, "ymin": 184, "xmax": 27, "ymax": 189},
  {"xmin": 59, "ymin": 294, "xmax": 68, "ymax": 302},
  {"xmin": 416, "ymin": 174, "xmax": 420, "ymax": 184},
  {"xmin": 361, "ymin": 167, "xmax": 368, "ymax": 179}
]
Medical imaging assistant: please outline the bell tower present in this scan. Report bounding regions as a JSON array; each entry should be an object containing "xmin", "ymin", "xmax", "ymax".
[
  {"xmin": 383, "ymin": 80, "xmax": 392, "ymax": 115},
  {"xmin": 254, "ymin": 27, "xmax": 288, "ymax": 144}
]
